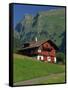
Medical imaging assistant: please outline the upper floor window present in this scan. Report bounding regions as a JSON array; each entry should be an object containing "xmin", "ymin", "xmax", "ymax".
[{"xmin": 38, "ymin": 49, "xmax": 41, "ymax": 52}]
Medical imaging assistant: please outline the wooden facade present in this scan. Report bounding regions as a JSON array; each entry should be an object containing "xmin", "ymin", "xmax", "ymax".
[{"xmin": 17, "ymin": 40, "xmax": 58, "ymax": 63}]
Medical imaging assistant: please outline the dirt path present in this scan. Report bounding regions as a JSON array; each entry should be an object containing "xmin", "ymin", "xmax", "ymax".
[{"xmin": 13, "ymin": 73, "xmax": 65, "ymax": 86}]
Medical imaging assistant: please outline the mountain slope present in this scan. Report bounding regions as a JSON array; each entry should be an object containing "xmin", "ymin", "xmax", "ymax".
[{"xmin": 14, "ymin": 8, "xmax": 66, "ymax": 52}]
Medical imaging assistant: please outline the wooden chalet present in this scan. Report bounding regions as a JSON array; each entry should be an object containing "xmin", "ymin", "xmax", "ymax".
[{"xmin": 17, "ymin": 40, "xmax": 58, "ymax": 63}]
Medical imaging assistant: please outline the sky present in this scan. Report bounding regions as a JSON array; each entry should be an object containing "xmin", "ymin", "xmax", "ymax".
[{"xmin": 13, "ymin": 4, "xmax": 64, "ymax": 28}]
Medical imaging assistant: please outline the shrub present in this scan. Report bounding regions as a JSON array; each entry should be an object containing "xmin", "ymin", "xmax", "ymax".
[{"xmin": 56, "ymin": 52, "xmax": 65, "ymax": 64}]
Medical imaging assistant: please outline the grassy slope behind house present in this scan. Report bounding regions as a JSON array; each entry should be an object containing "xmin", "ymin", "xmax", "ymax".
[{"xmin": 13, "ymin": 54, "xmax": 65, "ymax": 83}]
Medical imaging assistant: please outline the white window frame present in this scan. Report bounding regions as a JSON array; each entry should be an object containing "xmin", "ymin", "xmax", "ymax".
[
  {"xmin": 37, "ymin": 55, "xmax": 43, "ymax": 60},
  {"xmin": 54, "ymin": 57, "xmax": 56, "ymax": 63},
  {"xmin": 38, "ymin": 49, "xmax": 41, "ymax": 53},
  {"xmin": 47, "ymin": 56, "xmax": 51, "ymax": 62}
]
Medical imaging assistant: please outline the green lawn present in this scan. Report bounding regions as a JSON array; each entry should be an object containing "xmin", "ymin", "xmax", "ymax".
[
  {"xmin": 37, "ymin": 73, "xmax": 65, "ymax": 84},
  {"xmin": 13, "ymin": 54, "xmax": 65, "ymax": 83}
]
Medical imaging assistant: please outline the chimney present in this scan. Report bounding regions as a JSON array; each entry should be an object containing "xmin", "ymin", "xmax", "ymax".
[{"xmin": 35, "ymin": 37, "xmax": 37, "ymax": 42}]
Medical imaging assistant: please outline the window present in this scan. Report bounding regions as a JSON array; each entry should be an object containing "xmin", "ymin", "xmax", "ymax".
[
  {"xmin": 47, "ymin": 56, "xmax": 51, "ymax": 62},
  {"xmin": 37, "ymin": 55, "xmax": 43, "ymax": 60},
  {"xmin": 38, "ymin": 49, "xmax": 41, "ymax": 52}
]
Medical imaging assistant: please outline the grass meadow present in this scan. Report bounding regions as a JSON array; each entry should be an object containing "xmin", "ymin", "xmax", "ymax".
[{"xmin": 13, "ymin": 54, "xmax": 65, "ymax": 84}]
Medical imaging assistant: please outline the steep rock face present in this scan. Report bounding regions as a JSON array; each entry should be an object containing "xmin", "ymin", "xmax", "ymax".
[{"xmin": 14, "ymin": 8, "xmax": 66, "ymax": 52}]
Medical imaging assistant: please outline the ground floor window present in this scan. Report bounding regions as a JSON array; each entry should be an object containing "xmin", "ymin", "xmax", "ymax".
[
  {"xmin": 47, "ymin": 56, "xmax": 56, "ymax": 63},
  {"xmin": 47, "ymin": 56, "xmax": 51, "ymax": 62},
  {"xmin": 54, "ymin": 57, "xmax": 56, "ymax": 63},
  {"xmin": 37, "ymin": 55, "xmax": 56, "ymax": 63},
  {"xmin": 37, "ymin": 55, "xmax": 43, "ymax": 60}
]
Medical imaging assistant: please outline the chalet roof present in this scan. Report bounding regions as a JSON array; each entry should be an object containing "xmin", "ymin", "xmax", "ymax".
[{"xmin": 18, "ymin": 40, "xmax": 58, "ymax": 50}]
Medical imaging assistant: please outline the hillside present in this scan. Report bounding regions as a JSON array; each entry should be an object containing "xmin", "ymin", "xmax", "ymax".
[
  {"xmin": 13, "ymin": 54, "xmax": 65, "ymax": 83},
  {"xmin": 14, "ymin": 8, "xmax": 66, "ymax": 52}
]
